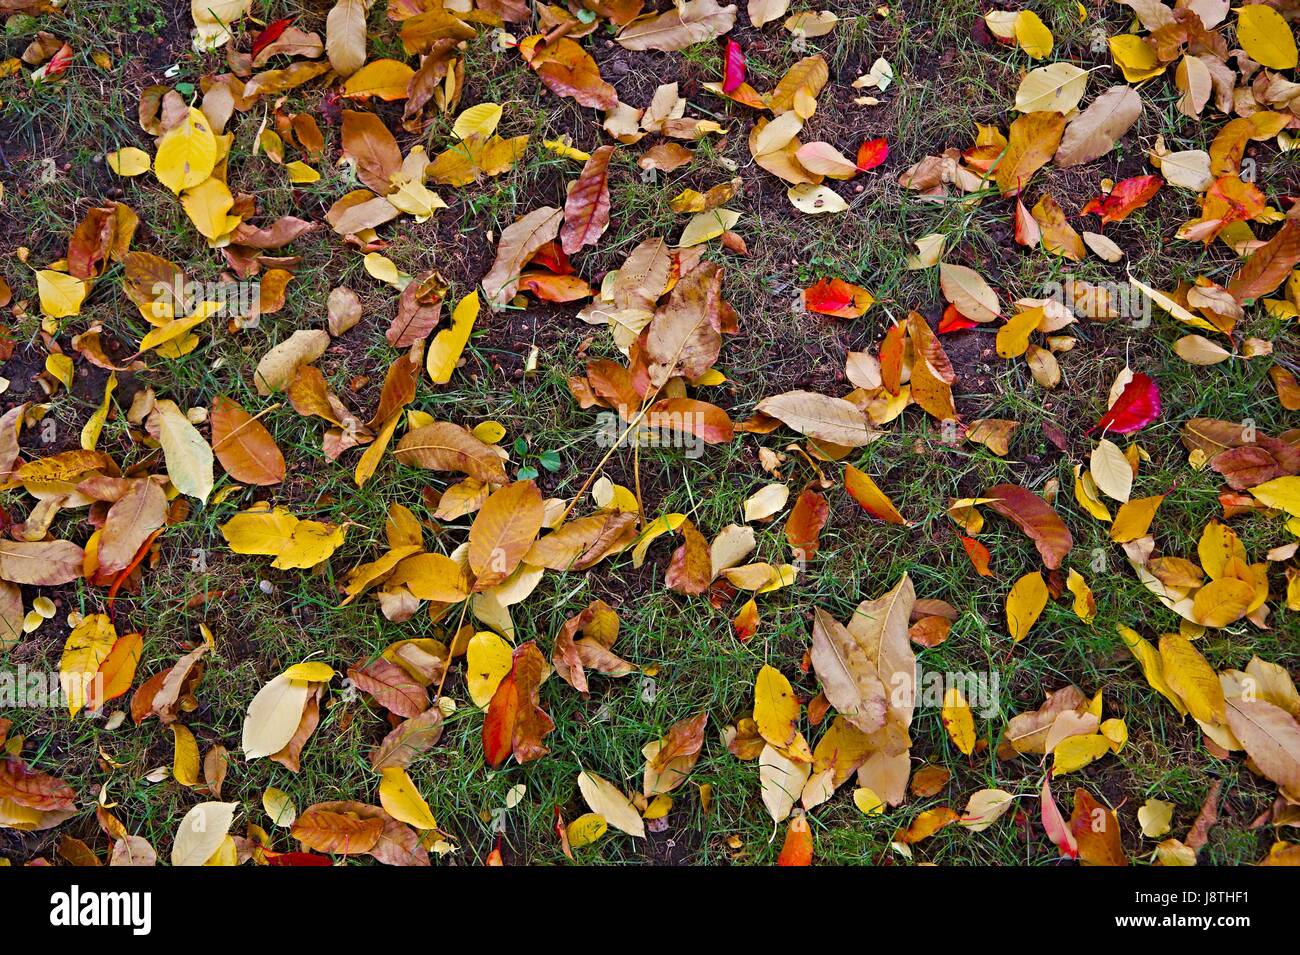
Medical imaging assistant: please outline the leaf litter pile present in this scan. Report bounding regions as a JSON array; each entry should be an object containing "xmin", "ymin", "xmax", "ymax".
[{"xmin": 0, "ymin": 0, "xmax": 1299, "ymax": 867}]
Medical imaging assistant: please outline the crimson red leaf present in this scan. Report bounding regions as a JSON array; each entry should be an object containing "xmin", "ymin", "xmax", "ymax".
[
  {"xmin": 855, "ymin": 137, "xmax": 889, "ymax": 171},
  {"xmin": 722, "ymin": 38, "xmax": 745, "ymax": 93},
  {"xmin": 1090, "ymin": 372, "xmax": 1161, "ymax": 435},
  {"xmin": 251, "ymin": 17, "xmax": 295, "ymax": 59},
  {"xmin": 265, "ymin": 850, "xmax": 333, "ymax": 866}
]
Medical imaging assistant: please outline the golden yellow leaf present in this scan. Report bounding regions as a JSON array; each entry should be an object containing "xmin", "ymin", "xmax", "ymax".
[
  {"xmin": 1006, "ymin": 571, "xmax": 1048, "ymax": 642},
  {"xmin": 427, "ymin": 291, "xmax": 479, "ymax": 384},
  {"xmin": 154, "ymin": 107, "xmax": 218, "ymax": 194},
  {"xmin": 941, "ymin": 686, "xmax": 976, "ymax": 755},
  {"xmin": 379, "ymin": 767, "xmax": 439, "ymax": 829}
]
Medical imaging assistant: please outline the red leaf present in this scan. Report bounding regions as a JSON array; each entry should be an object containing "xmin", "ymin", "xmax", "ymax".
[
  {"xmin": 722, "ymin": 38, "xmax": 746, "ymax": 93},
  {"xmin": 265, "ymin": 850, "xmax": 332, "ymax": 866},
  {"xmin": 1090, "ymin": 372, "xmax": 1161, "ymax": 435},
  {"xmin": 1080, "ymin": 175, "xmax": 1161, "ymax": 226},
  {"xmin": 855, "ymin": 137, "xmax": 889, "ymax": 171},
  {"xmin": 1040, "ymin": 773, "xmax": 1078, "ymax": 860},
  {"xmin": 45, "ymin": 43, "xmax": 73, "ymax": 78},
  {"xmin": 938, "ymin": 304, "xmax": 979, "ymax": 334},
  {"xmin": 803, "ymin": 277, "xmax": 872, "ymax": 318},
  {"xmin": 251, "ymin": 16, "xmax": 295, "ymax": 60}
]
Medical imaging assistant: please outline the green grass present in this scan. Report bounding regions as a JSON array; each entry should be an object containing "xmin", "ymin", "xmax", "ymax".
[{"xmin": 0, "ymin": 0, "xmax": 1296, "ymax": 868}]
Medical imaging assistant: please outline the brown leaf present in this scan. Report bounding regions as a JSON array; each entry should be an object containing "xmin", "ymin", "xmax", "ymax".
[
  {"xmin": 644, "ymin": 711, "xmax": 707, "ymax": 796},
  {"xmin": 666, "ymin": 518, "xmax": 712, "ymax": 595},
  {"xmin": 371, "ymin": 708, "xmax": 445, "ymax": 771},
  {"xmin": 525, "ymin": 36, "xmax": 617, "ymax": 109},
  {"xmin": 525, "ymin": 511, "xmax": 638, "ymax": 570},
  {"xmin": 482, "ymin": 206, "xmax": 563, "ymax": 308},
  {"xmin": 755, "ymin": 390, "xmax": 878, "ymax": 447},
  {"xmin": 1070, "ymin": 789, "xmax": 1128, "ymax": 866},
  {"xmin": 552, "ymin": 598, "xmax": 630, "ymax": 694},
  {"xmin": 393, "ymin": 422, "xmax": 507, "ymax": 484},
  {"xmin": 0, "ymin": 757, "xmax": 76, "ymax": 811},
  {"xmin": 984, "ymin": 484, "xmax": 1074, "ymax": 569},
  {"xmin": 0, "ymin": 539, "xmax": 85, "ymax": 585},
  {"xmin": 1228, "ymin": 219, "xmax": 1300, "ymax": 301},
  {"xmin": 1226, "ymin": 697, "xmax": 1300, "ymax": 799},
  {"xmin": 96, "ymin": 478, "xmax": 167, "ymax": 576},
  {"xmin": 341, "ymin": 109, "xmax": 403, "ymax": 195},
  {"xmin": 785, "ymin": 486, "xmax": 828, "ymax": 559},
  {"xmin": 561, "ymin": 145, "xmax": 615, "ymax": 254},
  {"xmin": 386, "ymin": 270, "xmax": 447, "ymax": 347},
  {"xmin": 348, "ymin": 658, "xmax": 429, "ymax": 718}
]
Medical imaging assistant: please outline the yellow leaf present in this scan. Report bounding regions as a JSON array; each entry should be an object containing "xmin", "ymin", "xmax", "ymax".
[
  {"xmin": 1066, "ymin": 568, "xmax": 1096, "ymax": 623},
  {"xmin": 353, "ymin": 412, "xmax": 401, "ymax": 488},
  {"xmin": 364, "ymin": 252, "xmax": 404, "ymax": 287},
  {"xmin": 1006, "ymin": 571, "xmax": 1048, "ymax": 642},
  {"xmin": 543, "ymin": 138, "xmax": 590, "ymax": 162},
  {"xmin": 631, "ymin": 513, "xmax": 685, "ymax": 568},
  {"xmin": 106, "ymin": 146, "xmax": 151, "ymax": 176},
  {"xmin": 466, "ymin": 630, "xmax": 513, "ymax": 707},
  {"xmin": 1118, "ymin": 625, "xmax": 1187, "ymax": 716},
  {"xmin": 1158, "ymin": 633, "xmax": 1226, "ymax": 724},
  {"xmin": 941, "ymin": 686, "xmax": 976, "ymax": 755},
  {"xmin": 1250, "ymin": 476, "xmax": 1300, "ymax": 517},
  {"xmin": 181, "ymin": 177, "xmax": 235, "ymax": 241},
  {"xmin": 679, "ymin": 209, "xmax": 742, "ymax": 247},
  {"xmin": 453, "ymin": 103, "xmax": 503, "ymax": 140},
  {"xmin": 154, "ymin": 398, "xmax": 214, "ymax": 503},
  {"xmin": 1052, "ymin": 733, "xmax": 1110, "ymax": 773},
  {"xmin": 59, "ymin": 613, "xmax": 116, "ymax": 717},
  {"xmin": 566, "ymin": 812, "xmax": 607, "ymax": 847},
  {"xmin": 262, "ymin": 787, "xmax": 297, "ymax": 828},
  {"xmin": 578, "ymin": 770, "xmax": 645, "ymax": 838},
  {"xmin": 285, "ymin": 161, "xmax": 320, "ymax": 183},
  {"xmin": 1110, "ymin": 494, "xmax": 1165, "ymax": 542},
  {"xmin": 472, "ymin": 420, "xmax": 506, "ymax": 444},
  {"xmin": 281, "ymin": 661, "xmax": 335, "ymax": 682},
  {"xmin": 1191, "ymin": 576, "xmax": 1254, "ymax": 627},
  {"xmin": 342, "ymin": 59, "xmax": 416, "ymax": 100},
  {"xmin": 241, "ymin": 673, "xmax": 311, "ymax": 759},
  {"xmin": 1237, "ymin": 4, "xmax": 1298, "ymax": 70},
  {"xmin": 1138, "ymin": 798, "xmax": 1174, "ymax": 838},
  {"xmin": 36, "ymin": 270, "xmax": 88, "ymax": 318},
  {"xmin": 154, "ymin": 107, "xmax": 218, "ymax": 194},
  {"xmin": 1108, "ymin": 34, "xmax": 1164, "ymax": 83},
  {"xmin": 852, "ymin": 787, "xmax": 885, "ymax": 814},
  {"xmin": 1014, "ymin": 9, "xmax": 1053, "ymax": 60},
  {"xmin": 220, "ymin": 505, "xmax": 348, "ymax": 569},
  {"xmin": 754, "ymin": 664, "xmax": 811, "ymax": 760},
  {"xmin": 171, "ymin": 724, "xmax": 200, "ymax": 786},
  {"xmin": 427, "ymin": 291, "xmax": 480, "ymax": 384},
  {"xmin": 379, "ymin": 767, "xmax": 439, "ymax": 829},
  {"xmin": 44, "ymin": 353, "xmax": 74, "ymax": 391}
]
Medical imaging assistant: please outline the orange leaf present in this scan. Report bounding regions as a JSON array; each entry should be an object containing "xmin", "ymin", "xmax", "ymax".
[{"xmin": 211, "ymin": 395, "xmax": 286, "ymax": 486}]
